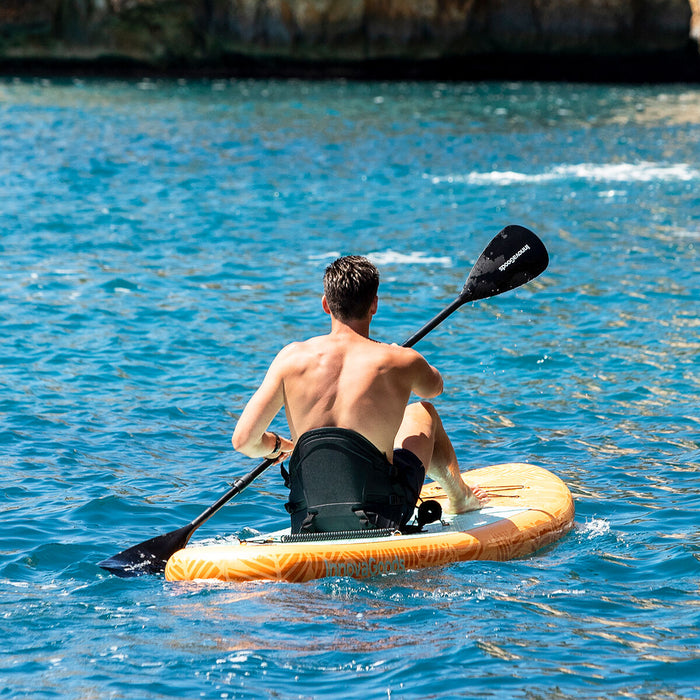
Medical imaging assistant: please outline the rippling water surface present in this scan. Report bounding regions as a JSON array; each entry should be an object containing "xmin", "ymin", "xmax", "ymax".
[{"xmin": 1, "ymin": 77, "xmax": 699, "ymax": 699}]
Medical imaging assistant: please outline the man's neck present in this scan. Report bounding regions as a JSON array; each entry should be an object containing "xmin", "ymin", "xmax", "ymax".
[{"xmin": 329, "ymin": 315, "xmax": 372, "ymax": 339}]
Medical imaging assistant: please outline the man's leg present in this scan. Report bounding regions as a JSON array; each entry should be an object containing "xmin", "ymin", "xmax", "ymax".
[{"xmin": 394, "ymin": 401, "xmax": 487, "ymax": 513}]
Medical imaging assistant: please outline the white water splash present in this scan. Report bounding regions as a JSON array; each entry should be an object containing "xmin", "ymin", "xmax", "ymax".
[
  {"xmin": 308, "ymin": 250, "xmax": 452, "ymax": 266},
  {"xmin": 429, "ymin": 162, "xmax": 700, "ymax": 186},
  {"xmin": 307, "ymin": 251, "xmax": 342, "ymax": 262},
  {"xmin": 367, "ymin": 250, "xmax": 452, "ymax": 266},
  {"xmin": 580, "ymin": 518, "xmax": 611, "ymax": 539}
]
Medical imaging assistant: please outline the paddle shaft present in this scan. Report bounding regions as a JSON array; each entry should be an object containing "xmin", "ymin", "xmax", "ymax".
[
  {"xmin": 402, "ymin": 296, "xmax": 464, "ymax": 348},
  {"xmin": 189, "ymin": 458, "xmax": 275, "ymax": 531}
]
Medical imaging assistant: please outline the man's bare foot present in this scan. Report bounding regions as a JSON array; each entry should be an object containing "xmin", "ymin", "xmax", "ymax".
[{"xmin": 445, "ymin": 484, "xmax": 489, "ymax": 514}]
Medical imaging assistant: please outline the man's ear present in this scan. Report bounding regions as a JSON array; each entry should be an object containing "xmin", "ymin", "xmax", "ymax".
[
  {"xmin": 322, "ymin": 295, "xmax": 331, "ymax": 315},
  {"xmin": 370, "ymin": 296, "xmax": 378, "ymax": 316}
]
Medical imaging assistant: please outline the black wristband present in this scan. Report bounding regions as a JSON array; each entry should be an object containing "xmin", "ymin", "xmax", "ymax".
[{"xmin": 265, "ymin": 431, "xmax": 282, "ymax": 459}]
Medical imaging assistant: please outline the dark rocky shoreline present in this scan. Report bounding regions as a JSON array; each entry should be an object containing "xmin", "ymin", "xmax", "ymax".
[
  {"xmin": 2, "ymin": 49, "xmax": 699, "ymax": 83},
  {"xmin": 1, "ymin": 0, "xmax": 699, "ymax": 82}
]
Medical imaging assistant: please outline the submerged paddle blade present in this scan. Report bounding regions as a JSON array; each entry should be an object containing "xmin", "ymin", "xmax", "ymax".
[
  {"xmin": 461, "ymin": 225, "xmax": 548, "ymax": 303},
  {"xmin": 98, "ymin": 523, "xmax": 194, "ymax": 577}
]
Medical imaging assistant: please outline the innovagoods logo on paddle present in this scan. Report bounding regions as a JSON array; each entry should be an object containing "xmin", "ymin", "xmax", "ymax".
[
  {"xmin": 324, "ymin": 556, "xmax": 406, "ymax": 578},
  {"xmin": 499, "ymin": 244, "xmax": 530, "ymax": 271}
]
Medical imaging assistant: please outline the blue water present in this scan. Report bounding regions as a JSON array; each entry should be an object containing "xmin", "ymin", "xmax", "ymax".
[{"xmin": 1, "ymin": 77, "xmax": 699, "ymax": 699}]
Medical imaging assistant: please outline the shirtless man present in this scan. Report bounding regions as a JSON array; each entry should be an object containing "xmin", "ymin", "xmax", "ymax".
[{"xmin": 232, "ymin": 255, "xmax": 487, "ymax": 516}]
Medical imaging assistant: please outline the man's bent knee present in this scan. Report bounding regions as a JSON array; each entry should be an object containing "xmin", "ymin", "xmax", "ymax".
[
  {"xmin": 404, "ymin": 400, "xmax": 438, "ymax": 424},
  {"xmin": 396, "ymin": 402, "xmax": 440, "ymax": 467}
]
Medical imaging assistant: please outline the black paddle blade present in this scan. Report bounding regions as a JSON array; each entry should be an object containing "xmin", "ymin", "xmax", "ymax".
[
  {"xmin": 401, "ymin": 225, "xmax": 548, "ymax": 348},
  {"xmin": 98, "ymin": 460, "xmax": 275, "ymax": 579},
  {"xmin": 98, "ymin": 523, "xmax": 194, "ymax": 578},
  {"xmin": 461, "ymin": 225, "xmax": 548, "ymax": 303}
]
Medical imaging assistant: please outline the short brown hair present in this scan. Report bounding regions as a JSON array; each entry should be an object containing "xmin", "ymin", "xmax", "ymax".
[{"xmin": 323, "ymin": 256, "xmax": 379, "ymax": 321}]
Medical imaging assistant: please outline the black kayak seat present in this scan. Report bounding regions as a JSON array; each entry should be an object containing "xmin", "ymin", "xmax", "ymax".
[{"xmin": 284, "ymin": 427, "xmax": 420, "ymax": 534}]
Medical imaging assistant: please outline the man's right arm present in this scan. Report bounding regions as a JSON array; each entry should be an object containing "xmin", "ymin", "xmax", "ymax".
[{"xmin": 232, "ymin": 346, "xmax": 295, "ymax": 459}]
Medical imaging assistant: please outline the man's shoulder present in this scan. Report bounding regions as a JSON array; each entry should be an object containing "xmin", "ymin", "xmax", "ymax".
[
  {"xmin": 277, "ymin": 333, "xmax": 424, "ymax": 363},
  {"xmin": 378, "ymin": 341, "xmax": 425, "ymax": 362},
  {"xmin": 354, "ymin": 339, "xmax": 427, "ymax": 373},
  {"xmin": 274, "ymin": 335, "xmax": 327, "ymax": 360}
]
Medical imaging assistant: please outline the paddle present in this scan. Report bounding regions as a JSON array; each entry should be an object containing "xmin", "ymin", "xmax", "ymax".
[{"xmin": 98, "ymin": 223, "xmax": 548, "ymax": 577}]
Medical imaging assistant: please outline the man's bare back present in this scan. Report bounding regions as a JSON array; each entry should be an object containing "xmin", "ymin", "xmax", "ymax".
[{"xmin": 268, "ymin": 326, "xmax": 442, "ymax": 459}]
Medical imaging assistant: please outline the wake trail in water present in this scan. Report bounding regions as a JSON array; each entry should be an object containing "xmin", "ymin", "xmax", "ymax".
[{"xmin": 428, "ymin": 162, "xmax": 700, "ymax": 186}]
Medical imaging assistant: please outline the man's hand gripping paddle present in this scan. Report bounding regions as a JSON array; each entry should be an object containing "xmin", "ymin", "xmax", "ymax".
[{"xmin": 98, "ymin": 224, "xmax": 548, "ymax": 577}]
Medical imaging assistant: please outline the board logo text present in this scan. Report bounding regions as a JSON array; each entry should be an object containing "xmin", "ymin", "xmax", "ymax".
[{"xmin": 324, "ymin": 556, "xmax": 406, "ymax": 578}]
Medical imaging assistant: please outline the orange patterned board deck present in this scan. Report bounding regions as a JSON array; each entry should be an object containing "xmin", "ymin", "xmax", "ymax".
[{"xmin": 165, "ymin": 463, "xmax": 574, "ymax": 583}]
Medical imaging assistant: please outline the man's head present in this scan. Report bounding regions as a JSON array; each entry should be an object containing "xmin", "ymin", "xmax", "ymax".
[{"xmin": 323, "ymin": 256, "xmax": 379, "ymax": 322}]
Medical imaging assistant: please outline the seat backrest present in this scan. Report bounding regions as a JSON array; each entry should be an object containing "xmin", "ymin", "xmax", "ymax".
[{"xmin": 285, "ymin": 428, "xmax": 407, "ymax": 533}]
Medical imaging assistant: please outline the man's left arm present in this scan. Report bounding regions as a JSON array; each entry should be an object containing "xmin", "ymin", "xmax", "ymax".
[{"xmin": 408, "ymin": 351, "xmax": 443, "ymax": 399}]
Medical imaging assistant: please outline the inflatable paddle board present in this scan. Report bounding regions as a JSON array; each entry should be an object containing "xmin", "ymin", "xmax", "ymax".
[{"xmin": 165, "ymin": 463, "xmax": 574, "ymax": 583}]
